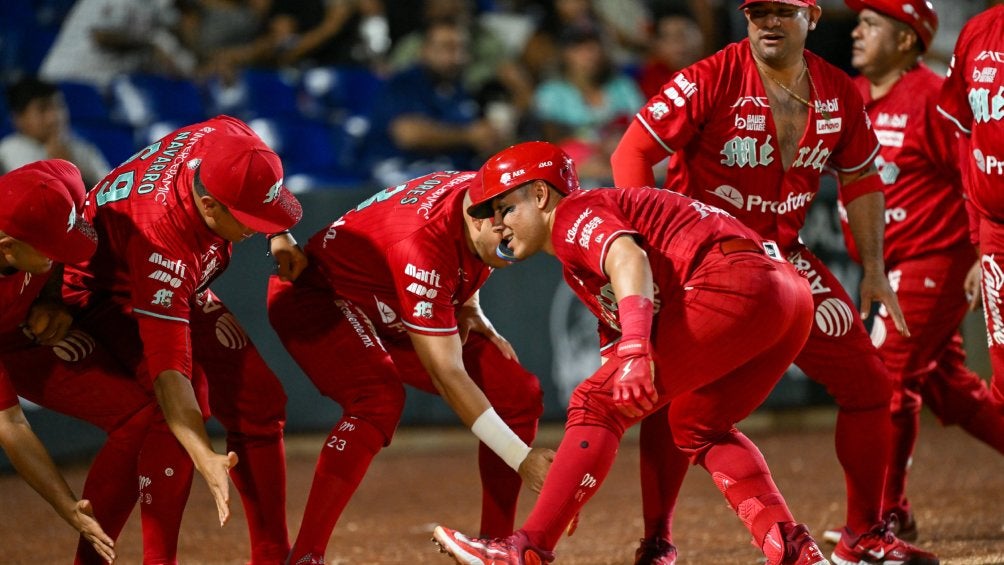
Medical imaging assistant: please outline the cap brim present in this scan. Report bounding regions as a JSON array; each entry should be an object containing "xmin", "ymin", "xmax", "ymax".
[
  {"xmin": 467, "ymin": 199, "xmax": 496, "ymax": 219},
  {"xmin": 229, "ymin": 187, "xmax": 303, "ymax": 233},
  {"xmin": 35, "ymin": 218, "xmax": 98, "ymax": 265}
]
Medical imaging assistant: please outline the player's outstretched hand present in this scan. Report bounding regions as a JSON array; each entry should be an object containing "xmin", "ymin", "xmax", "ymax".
[
  {"xmin": 518, "ymin": 447, "xmax": 555, "ymax": 493},
  {"xmin": 612, "ymin": 339, "xmax": 658, "ymax": 418},
  {"xmin": 25, "ymin": 299, "xmax": 73, "ymax": 345},
  {"xmin": 196, "ymin": 450, "xmax": 239, "ymax": 526},
  {"xmin": 859, "ymin": 269, "xmax": 910, "ymax": 337},
  {"xmin": 270, "ymin": 232, "xmax": 308, "ymax": 282},
  {"xmin": 71, "ymin": 499, "xmax": 116, "ymax": 563},
  {"xmin": 965, "ymin": 258, "xmax": 982, "ymax": 312}
]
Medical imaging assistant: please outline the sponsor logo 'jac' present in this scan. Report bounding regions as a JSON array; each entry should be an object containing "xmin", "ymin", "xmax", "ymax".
[
  {"xmin": 405, "ymin": 263, "xmax": 441, "ymax": 288},
  {"xmin": 406, "ymin": 282, "xmax": 439, "ymax": 299},
  {"xmin": 975, "ymin": 50, "xmax": 1004, "ymax": 63},
  {"xmin": 730, "ymin": 96, "xmax": 770, "ymax": 109},
  {"xmin": 565, "ymin": 208, "xmax": 593, "ymax": 244}
]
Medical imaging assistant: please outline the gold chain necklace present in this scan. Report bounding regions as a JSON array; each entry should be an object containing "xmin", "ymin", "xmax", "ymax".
[{"xmin": 756, "ymin": 58, "xmax": 833, "ymax": 120}]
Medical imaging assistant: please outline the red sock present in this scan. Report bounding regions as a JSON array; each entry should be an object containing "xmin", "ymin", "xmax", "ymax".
[
  {"xmin": 138, "ymin": 423, "xmax": 194, "ymax": 565},
  {"xmin": 836, "ymin": 406, "xmax": 890, "ymax": 533},
  {"xmin": 288, "ymin": 417, "xmax": 385, "ymax": 562},
  {"xmin": 639, "ymin": 410, "xmax": 689, "ymax": 540},
  {"xmin": 478, "ymin": 419, "xmax": 538, "ymax": 537},
  {"xmin": 522, "ymin": 425, "xmax": 620, "ymax": 551},
  {"xmin": 885, "ymin": 408, "xmax": 918, "ymax": 513},
  {"xmin": 228, "ymin": 432, "xmax": 291, "ymax": 564},
  {"xmin": 74, "ymin": 405, "xmax": 155, "ymax": 565}
]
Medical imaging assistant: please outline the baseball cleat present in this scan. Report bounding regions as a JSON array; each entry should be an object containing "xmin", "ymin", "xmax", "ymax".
[
  {"xmin": 634, "ymin": 536, "xmax": 679, "ymax": 565},
  {"xmin": 763, "ymin": 523, "xmax": 830, "ymax": 565},
  {"xmin": 823, "ymin": 508, "xmax": 918, "ymax": 546},
  {"xmin": 831, "ymin": 520, "xmax": 938, "ymax": 565},
  {"xmin": 432, "ymin": 525, "xmax": 554, "ymax": 565}
]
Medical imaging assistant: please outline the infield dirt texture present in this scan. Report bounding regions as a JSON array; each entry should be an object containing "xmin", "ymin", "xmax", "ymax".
[{"xmin": 1, "ymin": 408, "xmax": 1001, "ymax": 564}]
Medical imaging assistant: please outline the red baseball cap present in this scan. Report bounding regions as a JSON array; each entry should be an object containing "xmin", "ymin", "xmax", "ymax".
[
  {"xmin": 845, "ymin": 0, "xmax": 937, "ymax": 51},
  {"xmin": 468, "ymin": 141, "xmax": 580, "ymax": 219},
  {"xmin": 739, "ymin": 0, "xmax": 817, "ymax": 9},
  {"xmin": 0, "ymin": 159, "xmax": 97, "ymax": 264},
  {"xmin": 197, "ymin": 132, "xmax": 303, "ymax": 233}
]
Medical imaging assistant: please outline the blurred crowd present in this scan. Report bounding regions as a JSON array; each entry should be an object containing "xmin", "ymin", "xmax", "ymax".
[{"xmin": 0, "ymin": 0, "xmax": 991, "ymax": 190}]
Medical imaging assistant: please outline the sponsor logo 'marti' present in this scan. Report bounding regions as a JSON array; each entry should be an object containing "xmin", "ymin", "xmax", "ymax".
[
  {"xmin": 148, "ymin": 252, "xmax": 187, "ymax": 278},
  {"xmin": 404, "ymin": 263, "xmax": 442, "ymax": 287},
  {"xmin": 661, "ymin": 74, "xmax": 697, "ymax": 108}
]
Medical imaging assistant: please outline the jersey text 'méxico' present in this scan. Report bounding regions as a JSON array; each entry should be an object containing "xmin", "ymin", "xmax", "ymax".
[
  {"xmin": 306, "ymin": 171, "xmax": 490, "ymax": 337},
  {"xmin": 854, "ymin": 64, "xmax": 968, "ymax": 264},
  {"xmin": 634, "ymin": 39, "xmax": 879, "ymax": 249},
  {"xmin": 552, "ymin": 187, "xmax": 764, "ymax": 333},
  {"xmin": 937, "ymin": 6, "xmax": 1004, "ymax": 221}
]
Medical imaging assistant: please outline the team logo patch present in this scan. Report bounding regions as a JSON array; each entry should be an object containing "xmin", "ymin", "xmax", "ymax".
[
  {"xmin": 215, "ymin": 313, "xmax": 249, "ymax": 349},
  {"xmin": 814, "ymin": 298, "xmax": 854, "ymax": 337},
  {"xmin": 52, "ymin": 329, "xmax": 97, "ymax": 362}
]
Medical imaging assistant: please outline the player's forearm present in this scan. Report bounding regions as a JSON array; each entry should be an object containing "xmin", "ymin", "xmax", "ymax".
[
  {"xmin": 154, "ymin": 370, "xmax": 217, "ymax": 462},
  {"xmin": 0, "ymin": 407, "xmax": 82, "ymax": 528},
  {"xmin": 844, "ymin": 190, "xmax": 887, "ymax": 275}
]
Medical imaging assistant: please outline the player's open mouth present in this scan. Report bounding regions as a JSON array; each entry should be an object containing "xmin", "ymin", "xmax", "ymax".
[{"xmin": 496, "ymin": 236, "xmax": 519, "ymax": 262}]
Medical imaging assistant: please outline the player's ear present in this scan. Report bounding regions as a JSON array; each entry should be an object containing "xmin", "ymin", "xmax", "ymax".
[
  {"xmin": 808, "ymin": 6, "xmax": 822, "ymax": 30},
  {"xmin": 533, "ymin": 180, "xmax": 550, "ymax": 211}
]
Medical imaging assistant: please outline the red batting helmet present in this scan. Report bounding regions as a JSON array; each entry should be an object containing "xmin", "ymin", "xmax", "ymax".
[
  {"xmin": 845, "ymin": 0, "xmax": 937, "ymax": 51},
  {"xmin": 468, "ymin": 141, "xmax": 580, "ymax": 219}
]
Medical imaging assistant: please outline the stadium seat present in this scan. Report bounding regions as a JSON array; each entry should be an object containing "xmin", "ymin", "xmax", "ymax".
[
  {"xmin": 58, "ymin": 81, "xmax": 112, "ymax": 122},
  {"xmin": 109, "ymin": 74, "xmax": 207, "ymax": 126},
  {"xmin": 71, "ymin": 122, "xmax": 137, "ymax": 167},
  {"xmin": 302, "ymin": 66, "xmax": 385, "ymax": 119},
  {"xmin": 240, "ymin": 69, "xmax": 302, "ymax": 119},
  {"xmin": 248, "ymin": 116, "xmax": 367, "ymax": 188}
]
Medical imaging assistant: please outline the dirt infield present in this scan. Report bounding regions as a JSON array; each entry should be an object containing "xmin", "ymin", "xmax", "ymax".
[{"xmin": 1, "ymin": 408, "xmax": 1002, "ymax": 564}]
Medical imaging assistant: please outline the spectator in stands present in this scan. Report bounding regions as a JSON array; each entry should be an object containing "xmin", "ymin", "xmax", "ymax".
[
  {"xmin": 0, "ymin": 78, "xmax": 109, "ymax": 187},
  {"xmin": 362, "ymin": 17, "xmax": 510, "ymax": 187},
  {"xmin": 636, "ymin": 9, "xmax": 704, "ymax": 98},
  {"xmin": 39, "ymin": 0, "xmax": 196, "ymax": 89},
  {"xmin": 204, "ymin": 0, "xmax": 390, "ymax": 82},
  {"xmin": 387, "ymin": 0, "xmax": 534, "ymax": 113},
  {"xmin": 532, "ymin": 24, "xmax": 645, "ymax": 187},
  {"xmin": 177, "ymin": 0, "xmax": 270, "ymax": 78}
]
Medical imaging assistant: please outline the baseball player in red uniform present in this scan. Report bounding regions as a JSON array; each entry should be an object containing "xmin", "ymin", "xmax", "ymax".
[
  {"xmin": 267, "ymin": 170, "xmax": 551, "ymax": 564},
  {"xmin": 56, "ymin": 115, "xmax": 304, "ymax": 564},
  {"xmin": 937, "ymin": 5, "xmax": 1004, "ymax": 410},
  {"xmin": 825, "ymin": 0, "xmax": 1004, "ymax": 544},
  {"xmin": 0, "ymin": 159, "xmax": 116, "ymax": 562},
  {"xmin": 1, "ymin": 159, "xmax": 200, "ymax": 565},
  {"xmin": 609, "ymin": 1, "xmax": 939, "ymax": 564},
  {"xmin": 433, "ymin": 141, "xmax": 827, "ymax": 565}
]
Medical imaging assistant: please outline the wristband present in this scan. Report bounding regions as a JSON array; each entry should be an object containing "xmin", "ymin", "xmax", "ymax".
[
  {"xmin": 615, "ymin": 337, "xmax": 650, "ymax": 359},
  {"xmin": 265, "ymin": 230, "xmax": 293, "ymax": 257},
  {"xmin": 471, "ymin": 408, "xmax": 532, "ymax": 472},
  {"xmin": 618, "ymin": 295, "xmax": 654, "ymax": 341},
  {"xmin": 841, "ymin": 171, "xmax": 883, "ymax": 203}
]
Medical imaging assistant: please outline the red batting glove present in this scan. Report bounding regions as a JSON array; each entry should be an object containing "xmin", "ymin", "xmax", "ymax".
[{"xmin": 612, "ymin": 338, "xmax": 658, "ymax": 418}]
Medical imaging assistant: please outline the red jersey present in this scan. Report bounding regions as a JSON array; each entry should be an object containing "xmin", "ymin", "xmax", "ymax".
[
  {"xmin": 62, "ymin": 116, "xmax": 254, "ymax": 378},
  {"xmin": 937, "ymin": 6, "xmax": 1004, "ymax": 222},
  {"xmin": 633, "ymin": 39, "xmax": 880, "ymax": 249},
  {"xmin": 551, "ymin": 187, "xmax": 768, "ymax": 334},
  {"xmin": 849, "ymin": 64, "xmax": 968, "ymax": 265},
  {"xmin": 0, "ymin": 270, "xmax": 49, "ymax": 408},
  {"xmin": 306, "ymin": 171, "xmax": 491, "ymax": 338}
]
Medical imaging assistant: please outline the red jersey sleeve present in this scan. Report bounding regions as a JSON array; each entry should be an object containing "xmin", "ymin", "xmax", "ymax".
[
  {"xmin": 633, "ymin": 55, "xmax": 721, "ymax": 160},
  {"xmin": 552, "ymin": 194, "xmax": 638, "ymax": 280},
  {"xmin": 126, "ymin": 238, "xmax": 198, "ymax": 379},
  {"xmin": 937, "ymin": 29, "xmax": 975, "ymax": 135},
  {"xmin": 386, "ymin": 237, "xmax": 461, "ymax": 336},
  {"xmin": 829, "ymin": 82, "xmax": 881, "ymax": 174}
]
